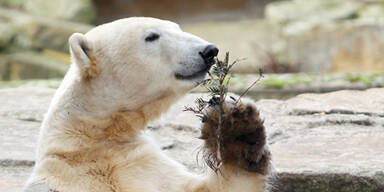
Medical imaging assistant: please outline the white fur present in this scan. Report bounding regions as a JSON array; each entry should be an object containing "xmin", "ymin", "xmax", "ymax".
[{"xmin": 25, "ymin": 17, "xmax": 267, "ymax": 192}]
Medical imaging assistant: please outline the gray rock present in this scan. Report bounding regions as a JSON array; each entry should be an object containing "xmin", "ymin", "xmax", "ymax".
[
  {"xmin": 0, "ymin": 8, "xmax": 92, "ymax": 52},
  {"xmin": 358, "ymin": 3, "xmax": 384, "ymax": 19},
  {"xmin": 0, "ymin": 87, "xmax": 54, "ymax": 122},
  {"xmin": 24, "ymin": 0, "xmax": 96, "ymax": 24},
  {"xmin": 274, "ymin": 21, "xmax": 384, "ymax": 73},
  {"xmin": 0, "ymin": 88, "xmax": 53, "ymax": 191},
  {"xmin": 23, "ymin": 180, "xmax": 51, "ymax": 192},
  {"xmin": 1, "ymin": 88, "xmax": 384, "ymax": 191},
  {"xmin": 0, "ymin": 166, "xmax": 33, "ymax": 192},
  {"xmin": 265, "ymin": 0, "xmax": 362, "ymax": 24},
  {"xmin": 257, "ymin": 89, "xmax": 384, "ymax": 191},
  {"xmin": 0, "ymin": 88, "xmax": 54, "ymax": 166},
  {"xmin": 1, "ymin": 52, "xmax": 69, "ymax": 80},
  {"xmin": 265, "ymin": 0, "xmax": 384, "ymax": 73},
  {"xmin": 0, "ymin": 22, "xmax": 15, "ymax": 49},
  {"xmin": 0, "ymin": 0, "xmax": 96, "ymax": 24},
  {"xmin": 0, "ymin": 56, "xmax": 7, "ymax": 81},
  {"xmin": 0, "ymin": 0, "xmax": 25, "ymax": 9}
]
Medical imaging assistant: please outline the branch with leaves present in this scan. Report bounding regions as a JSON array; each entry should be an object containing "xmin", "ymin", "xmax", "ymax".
[{"xmin": 184, "ymin": 52, "xmax": 264, "ymax": 171}]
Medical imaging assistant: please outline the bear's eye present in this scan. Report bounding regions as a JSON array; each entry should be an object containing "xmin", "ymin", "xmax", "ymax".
[{"xmin": 145, "ymin": 33, "xmax": 160, "ymax": 42}]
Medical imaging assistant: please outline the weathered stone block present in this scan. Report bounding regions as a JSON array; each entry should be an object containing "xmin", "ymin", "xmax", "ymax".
[{"xmin": 1, "ymin": 88, "xmax": 383, "ymax": 191}]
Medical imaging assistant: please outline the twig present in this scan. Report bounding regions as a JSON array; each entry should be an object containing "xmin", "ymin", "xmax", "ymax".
[
  {"xmin": 228, "ymin": 57, "xmax": 247, "ymax": 71},
  {"xmin": 235, "ymin": 69, "xmax": 264, "ymax": 105}
]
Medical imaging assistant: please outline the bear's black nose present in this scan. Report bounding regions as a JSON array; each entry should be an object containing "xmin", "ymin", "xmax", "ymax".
[{"xmin": 201, "ymin": 45, "xmax": 219, "ymax": 61}]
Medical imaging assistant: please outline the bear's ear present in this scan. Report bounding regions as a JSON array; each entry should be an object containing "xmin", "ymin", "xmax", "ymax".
[{"xmin": 69, "ymin": 33, "xmax": 100, "ymax": 80}]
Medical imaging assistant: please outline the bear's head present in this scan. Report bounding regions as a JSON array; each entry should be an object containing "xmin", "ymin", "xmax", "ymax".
[{"xmin": 68, "ymin": 17, "xmax": 218, "ymax": 113}]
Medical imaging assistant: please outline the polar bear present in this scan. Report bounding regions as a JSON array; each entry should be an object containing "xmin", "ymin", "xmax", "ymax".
[{"xmin": 24, "ymin": 17, "xmax": 270, "ymax": 192}]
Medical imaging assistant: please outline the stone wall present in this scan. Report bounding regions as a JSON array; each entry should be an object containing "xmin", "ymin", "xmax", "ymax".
[
  {"xmin": 1, "ymin": 0, "xmax": 384, "ymax": 79},
  {"xmin": 1, "ymin": 88, "xmax": 383, "ymax": 191}
]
